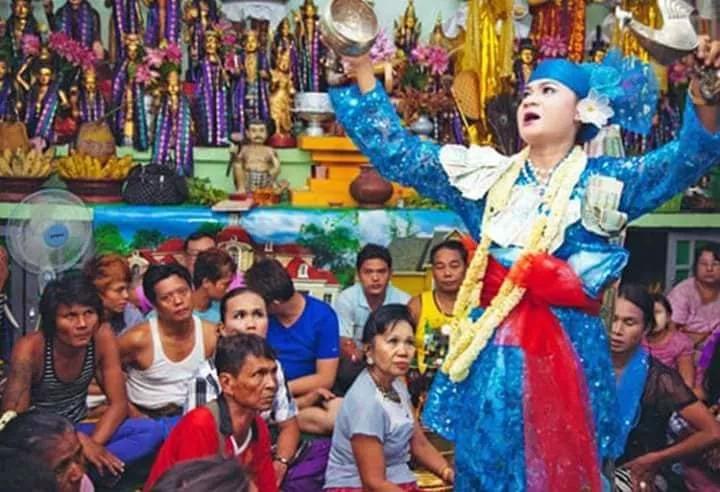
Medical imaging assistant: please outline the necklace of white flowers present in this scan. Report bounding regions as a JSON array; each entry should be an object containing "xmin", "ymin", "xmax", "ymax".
[{"xmin": 441, "ymin": 144, "xmax": 590, "ymax": 382}]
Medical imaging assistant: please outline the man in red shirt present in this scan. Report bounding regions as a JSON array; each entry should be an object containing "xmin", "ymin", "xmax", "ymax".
[{"xmin": 145, "ymin": 333, "xmax": 279, "ymax": 491}]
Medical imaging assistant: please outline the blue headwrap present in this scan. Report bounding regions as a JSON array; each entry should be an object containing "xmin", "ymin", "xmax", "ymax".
[{"xmin": 528, "ymin": 50, "xmax": 659, "ymax": 142}]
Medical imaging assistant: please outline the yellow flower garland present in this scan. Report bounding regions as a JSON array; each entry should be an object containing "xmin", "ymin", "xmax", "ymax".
[{"xmin": 442, "ymin": 146, "xmax": 588, "ymax": 382}]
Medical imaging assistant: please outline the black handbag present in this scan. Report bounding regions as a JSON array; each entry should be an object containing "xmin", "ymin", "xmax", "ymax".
[{"xmin": 122, "ymin": 164, "xmax": 188, "ymax": 205}]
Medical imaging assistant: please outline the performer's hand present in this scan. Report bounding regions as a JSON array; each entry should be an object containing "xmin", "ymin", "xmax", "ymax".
[
  {"xmin": 625, "ymin": 452, "xmax": 660, "ymax": 491},
  {"xmin": 688, "ymin": 35, "xmax": 720, "ymax": 98},
  {"xmin": 694, "ymin": 35, "xmax": 720, "ymax": 69},
  {"xmin": 341, "ymin": 54, "xmax": 376, "ymax": 94}
]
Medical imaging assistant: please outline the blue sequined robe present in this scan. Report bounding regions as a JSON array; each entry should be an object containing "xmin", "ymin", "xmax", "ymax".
[{"xmin": 329, "ymin": 84, "xmax": 720, "ymax": 491}]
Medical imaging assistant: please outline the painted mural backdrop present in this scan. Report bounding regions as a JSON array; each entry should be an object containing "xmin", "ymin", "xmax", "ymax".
[{"xmin": 93, "ymin": 205, "xmax": 469, "ymax": 287}]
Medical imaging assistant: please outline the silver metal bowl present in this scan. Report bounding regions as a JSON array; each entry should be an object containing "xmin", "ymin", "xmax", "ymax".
[{"xmin": 320, "ymin": 0, "xmax": 379, "ymax": 57}]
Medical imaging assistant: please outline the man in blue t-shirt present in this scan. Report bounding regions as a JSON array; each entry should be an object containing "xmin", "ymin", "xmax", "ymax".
[{"xmin": 246, "ymin": 259, "xmax": 341, "ymax": 435}]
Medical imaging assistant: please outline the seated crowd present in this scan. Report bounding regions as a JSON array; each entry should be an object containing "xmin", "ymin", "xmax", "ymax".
[{"xmin": 0, "ymin": 238, "xmax": 720, "ymax": 491}]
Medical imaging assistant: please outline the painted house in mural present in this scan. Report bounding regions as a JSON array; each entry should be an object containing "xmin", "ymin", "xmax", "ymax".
[
  {"xmin": 285, "ymin": 256, "xmax": 341, "ymax": 304},
  {"xmin": 217, "ymin": 226, "xmax": 256, "ymax": 272},
  {"xmin": 126, "ymin": 224, "xmax": 340, "ymax": 302},
  {"xmin": 387, "ymin": 229, "xmax": 465, "ymax": 295}
]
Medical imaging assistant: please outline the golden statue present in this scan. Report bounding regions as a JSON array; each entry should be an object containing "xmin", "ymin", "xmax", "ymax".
[
  {"xmin": 394, "ymin": 0, "xmax": 421, "ymax": 58},
  {"xmin": 611, "ymin": 0, "xmax": 660, "ymax": 62},
  {"xmin": 429, "ymin": 15, "xmax": 450, "ymax": 50},
  {"xmin": 17, "ymin": 60, "xmax": 68, "ymax": 141},
  {"xmin": 268, "ymin": 48, "xmax": 296, "ymax": 148},
  {"xmin": 459, "ymin": 0, "xmax": 514, "ymax": 143},
  {"xmin": 529, "ymin": 0, "xmax": 586, "ymax": 62}
]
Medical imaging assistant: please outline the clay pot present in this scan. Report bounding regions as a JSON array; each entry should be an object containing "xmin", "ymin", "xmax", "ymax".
[
  {"xmin": 0, "ymin": 122, "xmax": 30, "ymax": 152},
  {"xmin": 76, "ymin": 121, "xmax": 116, "ymax": 164},
  {"xmin": 349, "ymin": 165, "xmax": 393, "ymax": 208}
]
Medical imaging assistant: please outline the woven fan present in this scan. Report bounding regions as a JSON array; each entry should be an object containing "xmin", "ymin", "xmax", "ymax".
[{"xmin": 451, "ymin": 70, "xmax": 481, "ymax": 120}]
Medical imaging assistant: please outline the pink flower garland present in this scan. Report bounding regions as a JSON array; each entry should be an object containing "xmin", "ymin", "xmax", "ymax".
[
  {"xmin": 48, "ymin": 32, "xmax": 98, "ymax": 70},
  {"xmin": 138, "ymin": 42, "xmax": 182, "ymax": 86},
  {"xmin": 411, "ymin": 43, "xmax": 449, "ymax": 76},
  {"xmin": 369, "ymin": 28, "xmax": 396, "ymax": 64},
  {"xmin": 538, "ymin": 35, "xmax": 568, "ymax": 59},
  {"xmin": 21, "ymin": 34, "xmax": 40, "ymax": 57}
]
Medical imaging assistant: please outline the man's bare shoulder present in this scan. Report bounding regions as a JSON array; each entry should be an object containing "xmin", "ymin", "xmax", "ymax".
[
  {"xmin": 11, "ymin": 331, "xmax": 44, "ymax": 360},
  {"xmin": 118, "ymin": 321, "xmax": 153, "ymax": 349},
  {"xmin": 200, "ymin": 320, "xmax": 218, "ymax": 357}
]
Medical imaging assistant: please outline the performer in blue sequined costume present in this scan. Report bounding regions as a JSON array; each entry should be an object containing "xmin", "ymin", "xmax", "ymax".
[{"xmin": 329, "ymin": 39, "xmax": 720, "ymax": 491}]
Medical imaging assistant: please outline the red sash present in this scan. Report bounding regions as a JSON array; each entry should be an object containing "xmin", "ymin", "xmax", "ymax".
[{"xmin": 480, "ymin": 253, "xmax": 602, "ymax": 492}]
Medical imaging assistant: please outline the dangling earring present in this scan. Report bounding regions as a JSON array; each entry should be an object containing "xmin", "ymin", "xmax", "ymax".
[{"xmin": 366, "ymin": 355, "xmax": 374, "ymax": 365}]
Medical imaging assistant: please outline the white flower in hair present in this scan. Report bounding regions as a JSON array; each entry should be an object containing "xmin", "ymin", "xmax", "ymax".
[{"xmin": 577, "ymin": 89, "xmax": 615, "ymax": 128}]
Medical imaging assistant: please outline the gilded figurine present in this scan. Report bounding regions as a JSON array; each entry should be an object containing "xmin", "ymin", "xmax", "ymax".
[
  {"xmin": 268, "ymin": 48, "xmax": 296, "ymax": 148},
  {"xmin": 111, "ymin": 33, "xmax": 149, "ymax": 149},
  {"xmin": 394, "ymin": 0, "xmax": 421, "ymax": 59}
]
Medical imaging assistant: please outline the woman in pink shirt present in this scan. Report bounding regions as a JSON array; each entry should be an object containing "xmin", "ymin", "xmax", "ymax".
[{"xmin": 642, "ymin": 293, "xmax": 695, "ymax": 388}]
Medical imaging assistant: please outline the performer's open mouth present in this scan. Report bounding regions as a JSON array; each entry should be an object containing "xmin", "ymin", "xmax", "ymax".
[{"xmin": 523, "ymin": 112, "xmax": 540, "ymax": 124}]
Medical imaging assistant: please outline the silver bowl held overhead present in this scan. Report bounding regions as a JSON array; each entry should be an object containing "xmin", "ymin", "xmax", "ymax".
[
  {"xmin": 616, "ymin": 0, "xmax": 720, "ymax": 104},
  {"xmin": 320, "ymin": 0, "xmax": 380, "ymax": 57}
]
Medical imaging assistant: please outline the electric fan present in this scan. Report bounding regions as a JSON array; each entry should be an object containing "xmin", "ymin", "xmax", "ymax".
[{"xmin": 5, "ymin": 189, "xmax": 93, "ymax": 291}]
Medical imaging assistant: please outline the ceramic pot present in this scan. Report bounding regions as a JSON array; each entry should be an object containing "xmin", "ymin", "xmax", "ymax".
[{"xmin": 349, "ymin": 165, "xmax": 393, "ymax": 208}]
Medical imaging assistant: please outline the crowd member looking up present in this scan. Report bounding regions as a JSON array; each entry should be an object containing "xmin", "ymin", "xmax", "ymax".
[
  {"xmin": 406, "ymin": 240, "xmax": 467, "ymax": 406},
  {"xmin": 324, "ymin": 304, "xmax": 454, "ymax": 491},
  {"xmin": 186, "ymin": 287, "xmax": 301, "ymax": 487},
  {"xmin": 641, "ymin": 293, "xmax": 695, "ymax": 389},
  {"xmin": 611, "ymin": 284, "xmax": 720, "ymax": 490},
  {"xmin": 84, "ymin": 254, "xmax": 144, "ymax": 335},
  {"xmin": 0, "ymin": 410, "xmax": 90, "ymax": 492},
  {"xmin": 83, "ymin": 254, "xmax": 145, "ymax": 414},
  {"xmin": 245, "ymin": 259, "xmax": 340, "ymax": 435},
  {"xmin": 1, "ymin": 274, "xmax": 162, "ymax": 484},
  {"xmin": 150, "ymin": 457, "xmax": 254, "ymax": 492},
  {"xmin": 335, "ymin": 244, "xmax": 410, "ymax": 362},
  {"xmin": 668, "ymin": 244, "xmax": 720, "ymax": 350},
  {"xmin": 144, "ymin": 333, "xmax": 279, "ymax": 492},
  {"xmin": 119, "ymin": 264, "xmax": 216, "ymax": 422},
  {"xmin": 191, "ymin": 248, "xmax": 236, "ymax": 324}
]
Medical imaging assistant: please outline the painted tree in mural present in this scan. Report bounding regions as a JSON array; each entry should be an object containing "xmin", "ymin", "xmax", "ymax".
[
  {"xmin": 130, "ymin": 229, "xmax": 167, "ymax": 250},
  {"xmin": 196, "ymin": 222, "xmax": 224, "ymax": 237},
  {"xmin": 297, "ymin": 217, "xmax": 360, "ymax": 287},
  {"xmin": 94, "ymin": 224, "xmax": 131, "ymax": 255}
]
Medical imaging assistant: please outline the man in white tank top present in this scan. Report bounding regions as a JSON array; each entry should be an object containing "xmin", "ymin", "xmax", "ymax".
[{"xmin": 119, "ymin": 264, "xmax": 217, "ymax": 423}]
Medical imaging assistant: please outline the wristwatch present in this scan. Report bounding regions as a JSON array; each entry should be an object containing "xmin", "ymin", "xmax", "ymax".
[{"xmin": 273, "ymin": 454, "xmax": 290, "ymax": 467}]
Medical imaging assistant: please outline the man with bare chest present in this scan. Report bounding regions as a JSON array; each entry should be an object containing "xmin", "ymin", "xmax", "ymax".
[{"xmin": 118, "ymin": 264, "xmax": 217, "ymax": 430}]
